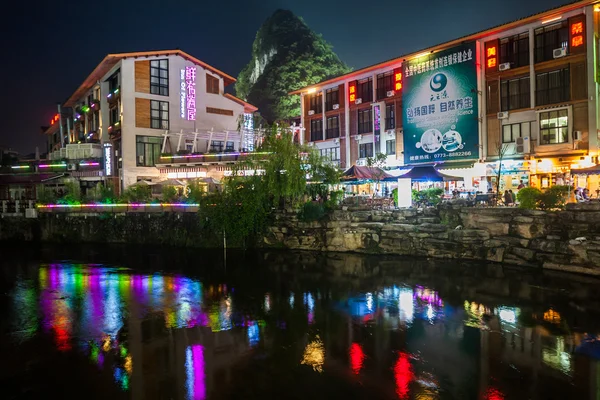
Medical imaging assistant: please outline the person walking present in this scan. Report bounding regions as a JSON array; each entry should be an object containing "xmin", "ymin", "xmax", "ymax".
[
  {"xmin": 508, "ymin": 189, "xmax": 516, "ymax": 206},
  {"xmin": 517, "ymin": 180, "xmax": 525, "ymax": 189},
  {"xmin": 504, "ymin": 190, "xmax": 512, "ymax": 206}
]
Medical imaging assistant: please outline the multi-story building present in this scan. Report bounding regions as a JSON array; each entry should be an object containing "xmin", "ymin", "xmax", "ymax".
[
  {"xmin": 291, "ymin": 0, "xmax": 600, "ymax": 192},
  {"xmin": 44, "ymin": 50, "xmax": 257, "ymax": 193}
]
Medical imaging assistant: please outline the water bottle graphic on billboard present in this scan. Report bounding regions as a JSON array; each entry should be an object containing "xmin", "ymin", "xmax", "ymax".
[{"xmin": 402, "ymin": 42, "xmax": 479, "ymax": 164}]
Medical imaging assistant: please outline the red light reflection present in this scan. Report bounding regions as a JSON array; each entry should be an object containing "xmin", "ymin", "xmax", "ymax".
[
  {"xmin": 394, "ymin": 352, "xmax": 413, "ymax": 399},
  {"xmin": 349, "ymin": 343, "xmax": 365, "ymax": 374}
]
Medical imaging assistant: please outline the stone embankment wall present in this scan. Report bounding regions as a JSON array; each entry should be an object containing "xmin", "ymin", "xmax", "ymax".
[{"xmin": 265, "ymin": 203, "xmax": 600, "ymax": 276}]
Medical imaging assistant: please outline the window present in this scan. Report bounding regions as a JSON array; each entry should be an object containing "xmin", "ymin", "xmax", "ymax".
[
  {"xmin": 359, "ymin": 143, "xmax": 373, "ymax": 159},
  {"xmin": 326, "ymin": 116, "xmax": 339, "ymax": 139},
  {"xmin": 535, "ymin": 21, "xmax": 569, "ymax": 63},
  {"xmin": 386, "ymin": 140, "xmax": 396, "ymax": 155},
  {"xmin": 210, "ymin": 141, "xmax": 224, "ymax": 152},
  {"xmin": 500, "ymin": 76, "xmax": 530, "ymax": 111},
  {"xmin": 310, "ymin": 119, "xmax": 323, "ymax": 142},
  {"xmin": 376, "ymin": 71, "xmax": 394, "ymax": 99},
  {"xmin": 150, "ymin": 59, "xmax": 169, "ymax": 96},
  {"xmin": 320, "ymin": 147, "xmax": 340, "ymax": 162},
  {"xmin": 385, "ymin": 104, "xmax": 395, "ymax": 130},
  {"xmin": 108, "ymin": 72, "xmax": 119, "ymax": 93},
  {"xmin": 358, "ymin": 108, "xmax": 372, "ymax": 134},
  {"xmin": 357, "ymin": 77, "xmax": 373, "ymax": 102},
  {"xmin": 206, "ymin": 74, "xmax": 219, "ymax": 94},
  {"xmin": 109, "ymin": 106, "xmax": 119, "ymax": 126},
  {"xmin": 499, "ymin": 32, "xmax": 529, "ymax": 68},
  {"xmin": 309, "ymin": 93, "xmax": 322, "ymax": 113},
  {"xmin": 150, "ymin": 100, "xmax": 169, "ymax": 130},
  {"xmin": 539, "ymin": 109, "xmax": 569, "ymax": 145},
  {"xmin": 136, "ymin": 136, "xmax": 162, "ymax": 167},
  {"xmin": 325, "ymin": 88, "xmax": 339, "ymax": 111},
  {"xmin": 502, "ymin": 122, "xmax": 531, "ymax": 143},
  {"xmin": 536, "ymin": 68, "xmax": 570, "ymax": 106},
  {"xmin": 225, "ymin": 141, "xmax": 235, "ymax": 152}
]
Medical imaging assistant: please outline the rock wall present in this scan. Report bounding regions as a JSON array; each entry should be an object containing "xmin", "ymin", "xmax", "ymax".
[{"xmin": 264, "ymin": 203, "xmax": 600, "ymax": 276}]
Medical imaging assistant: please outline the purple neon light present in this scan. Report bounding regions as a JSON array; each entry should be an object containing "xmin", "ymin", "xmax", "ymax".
[{"xmin": 79, "ymin": 162, "xmax": 100, "ymax": 167}]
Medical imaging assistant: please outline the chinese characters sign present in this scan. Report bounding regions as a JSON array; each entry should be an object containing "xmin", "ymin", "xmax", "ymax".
[
  {"xmin": 180, "ymin": 66, "xmax": 197, "ymax": 121},
  {"xmin": 348, "ymin": 81, "xmax": 357, "ymax": 103},
  {"xmin": 569, "ymin": 15, "xmax": 585, "ymax": 53},
  {"xmin": 103, "ymin": 143, "xmax": 113, "ymax": 176},
  {"xmin": 402, "ymin": 42, "xmax": 479, "ymax": 165},
  {"xmin": 485, "ymin": 40, "xmax": 498, "ymax": 71}
]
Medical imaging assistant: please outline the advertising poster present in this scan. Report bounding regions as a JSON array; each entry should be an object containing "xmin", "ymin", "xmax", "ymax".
[{"xmin": 402, "ymin": 42, "xmax": 479, "ymax": 164}]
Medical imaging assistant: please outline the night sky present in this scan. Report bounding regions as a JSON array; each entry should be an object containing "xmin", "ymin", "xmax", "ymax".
[{"xmin": 2, "ymin": 0, "xmax": 568, "ymax": 155}]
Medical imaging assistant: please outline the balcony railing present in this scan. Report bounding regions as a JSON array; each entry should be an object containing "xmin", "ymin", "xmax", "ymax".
[
  {"xmin": 157, "ymin": 151, "xmax": 271, "ymax": 165},
  {"xmin": 107, "ymin": 87, "xmax": 120, "ymax": 104},
  {"xmin": 325, "ymin": 128, "xmax": 340, "ymax": 139},
  {"xmin": 108, "ymin": 121, "xmax": 122, "ymax": 139}
]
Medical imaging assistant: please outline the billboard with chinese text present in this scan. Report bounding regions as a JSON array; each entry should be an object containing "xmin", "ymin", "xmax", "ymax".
[{"xmin": 402, "ymin": 42, "xmax": 479, "ymax": 165}]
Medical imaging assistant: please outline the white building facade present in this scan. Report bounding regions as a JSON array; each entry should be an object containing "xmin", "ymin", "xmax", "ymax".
[{"xmin": 60, "ymin": 50, "xmax": 257, "ymax": 192}]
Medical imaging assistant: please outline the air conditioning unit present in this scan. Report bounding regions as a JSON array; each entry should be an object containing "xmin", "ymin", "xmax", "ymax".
[
  {"xmin": 515, "ymin": 136, "xmax": 530, "ymax": 154},
  {"xmin": 499, "ymin": 63, "xmax": 511, "ymax": 71},
  {"xmin": 386, "ymin": 130, "xmax": 395, "ymax": 137},
  {"xmin": 68, "ymin": 164, "xmax": 77, "ymax": 171},
  {"xmin": 355, "ymin": 135, "xmax": 362, "ymax": 141},
  {"xmin": 307, "ymin": 142, "xmax": 314, "ymax": 147},
  {"xmin": 308, "ymin": 110, "xmax": 315, "ymax": 116},
  {"xmin": 356, "ymin": 159, "xmax": 367, "ymax": 166},
  {"xmin": 355, "ymin": 98, "xmax": 363, "ymax": 105},
  {"xmin": 386, "ymin": 90, "xmax": 395, "ymax": 97},
  {"xmin": 497, "ymin": 111, "xmax": 509, "ymax": 119},
  {"xmin": 332, "ymin": 104, "xmax": 340, "ymax": 110},
  {"xmin": 553, "ymin": 48, "xmax": 567, "ymax": 59},
  {"xmin": 333, "ymin": 138, "xmax": 340, "ymax": 144},
  {"xmin": 573, "ymin": 130, "xmax": 582, "ymax": 140}
]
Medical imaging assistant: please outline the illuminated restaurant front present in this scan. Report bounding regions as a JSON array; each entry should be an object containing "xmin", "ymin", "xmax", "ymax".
[{"xmin": 486, "ymin": 155, "xmax": 599, "ymax": 192}]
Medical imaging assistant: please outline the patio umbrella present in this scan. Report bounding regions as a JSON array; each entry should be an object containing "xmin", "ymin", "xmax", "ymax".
[
  {"xmin": 341, "ymin": 165, "xmax": 395, "ymax": 182},
  {"xmin": 130, "ymin": 180, "xmax": 155, "ymax": 186},
  {"xmin": 396, "ymin": 166, "xmax": 463, "ymax": 181},
  {"xmin": 154, "ymin": 179, "xmax": 186, "ymax": 186}
]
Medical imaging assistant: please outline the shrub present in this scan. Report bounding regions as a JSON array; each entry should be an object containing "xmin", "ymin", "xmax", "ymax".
[
  {"xmin": 57, "ymin": 180, "xmax": 81, "ymax": 204},
  {"xmin": 412, "ymin": 188, "xmax": 444, "ymax": 207},
  {"xmin": 538, "ymin": 185, "xmax": 570, "ymax": 210},
  {"xmin": 324, "ymin": 190, "xmax": 344, "ymax": 211},
  {"xmin": 298, "ymin": 201, "xmax": 325, "ymax": 222},
  {"xmin": 120, "ymin": 185, "xmax": 151, "ymax": 203},
  {"xmin": 37, "ymin": 187, "xmax": 57, "ymax": 204},
  {"xmin": 187, "ymin": 180, "xmax": 206, "ymax": 203},
  {"xmin": 161, "ymin": 185, "xmax": 178, "ymax": 203},
  {"xmin": 516, "ymin": 187, "xmax": 542, "ymax": 209}
]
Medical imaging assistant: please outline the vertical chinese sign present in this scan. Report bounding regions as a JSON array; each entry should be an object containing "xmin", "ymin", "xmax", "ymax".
[
  {"xmin": 402, "ymin": 42, "xmax": 479, "ymax": 165},
  {"xmin": 181, "ymin": 66, "xmax": 197, "ymax": 121}
]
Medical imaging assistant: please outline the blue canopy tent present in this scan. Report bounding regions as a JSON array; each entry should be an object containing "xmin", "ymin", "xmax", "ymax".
[{"xmin": 396, "ymin": 166, "xmax": 463, "ymax": 182}]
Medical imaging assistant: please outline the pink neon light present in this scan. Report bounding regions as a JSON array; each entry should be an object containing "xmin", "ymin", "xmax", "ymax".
[
  {"xmin": 37, "ymin": 203, "xmax": 199, "ymax": 209},
  {"xmin": 39, "ymin": 164, "xmax": 66, "ymax": 168},
  {"xmin": 79, "ymin": 162, "xmax": 100, "ymax": 167},
  {"xmin": 161, "ymin": 151, "xmax": 270, "ymax": 159}
]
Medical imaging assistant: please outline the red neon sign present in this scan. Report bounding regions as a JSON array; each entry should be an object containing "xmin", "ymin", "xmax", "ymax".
[
  {"xmin": 348, "ymin": 81, "xmax": 357, "ymax": 103},
  {"xmin": 485, "ymin": 41, "xmax": 498, "ymax": 71},
  {"xmin": 569, "ymin": 17, "xmax": 585, "ymax": 51},
  {"xmin": 394, "ymin": 68, "xmax": 402, "ymax": 91}
]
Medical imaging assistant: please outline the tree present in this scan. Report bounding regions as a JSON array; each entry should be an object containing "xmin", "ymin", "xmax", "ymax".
[
  {"xmin": 366, "ymin": 152, "xmax": 388, "ymax": 195},
  {"xmin": 236, "ymin": 10, "xmax": 351, "ymax": 122},
  {"xmin": 494, "ymin": 141, "xmax": 509, "ymax": 198}
]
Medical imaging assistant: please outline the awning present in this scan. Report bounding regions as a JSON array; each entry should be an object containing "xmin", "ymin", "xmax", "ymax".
[
  {"xmin": 572, "ymin": 165, "xmax": 600, "ymax": 175},
  {"xmin": 396, "ymin": 166, "xmax": 463, "ymax": 182},
  {"xmin": 0, "ymin": 173, "xmax": 64, "ymax": 185}
]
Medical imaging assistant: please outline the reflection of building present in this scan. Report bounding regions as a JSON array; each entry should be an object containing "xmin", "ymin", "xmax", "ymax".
[
  {"xmin": 42, "ymin": 50, "xmax": 258, "ymax": 194},
  {"xmin": 290, "ymin": 1, "xmax": 600, "ymax": 193}
]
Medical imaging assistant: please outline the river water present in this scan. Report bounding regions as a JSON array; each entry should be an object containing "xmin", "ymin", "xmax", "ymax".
[{"xmin": 1, "ymin": 245, "xmax": 600, "ymax": 400}]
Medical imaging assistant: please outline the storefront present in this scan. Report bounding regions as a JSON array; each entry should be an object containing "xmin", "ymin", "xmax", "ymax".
[{"xmin": 486, "ymin": 160, "xmax": 531, "ymax": 192}]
